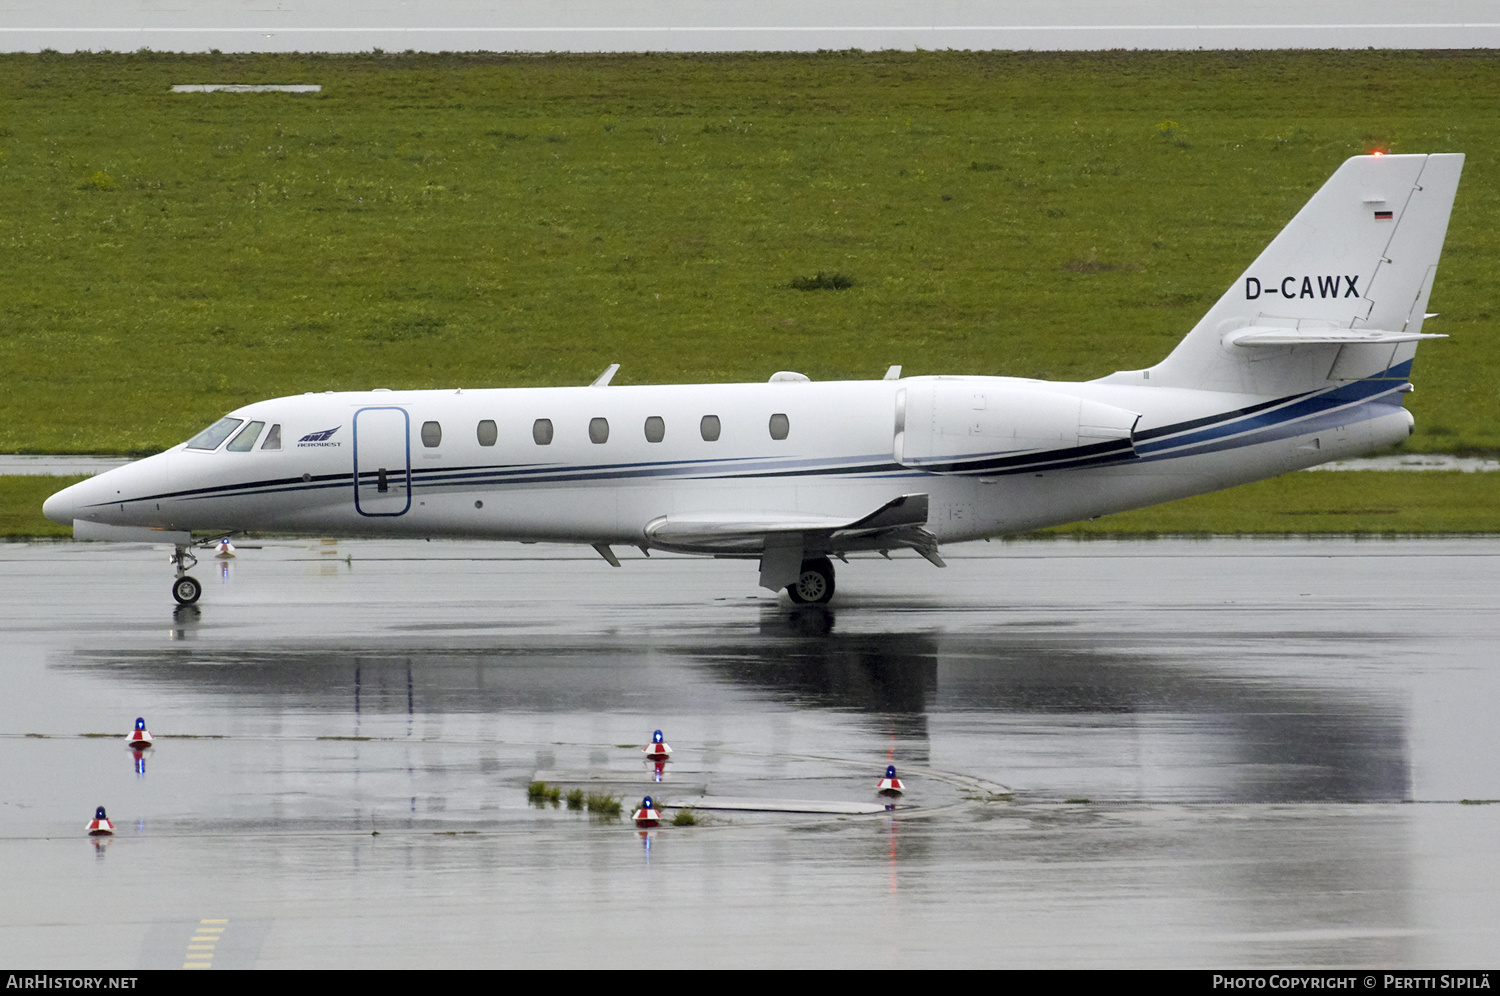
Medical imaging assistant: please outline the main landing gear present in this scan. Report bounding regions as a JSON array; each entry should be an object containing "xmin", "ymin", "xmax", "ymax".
[
  {"xmin": 171, "ymin": 544, "xmax": 201, "ymax": 605},
  {"xmin": 786, "ymin": 556, "xmax": 835, "ymax": 605}
]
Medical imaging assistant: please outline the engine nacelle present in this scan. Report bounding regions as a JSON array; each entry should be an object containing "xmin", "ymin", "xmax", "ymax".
[{"xmin": 894, "ymin": 379, "xmax": 1139, "ymax": 472}]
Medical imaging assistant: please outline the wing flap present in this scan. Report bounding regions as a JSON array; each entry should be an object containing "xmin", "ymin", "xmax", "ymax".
[{"xmin": 643, "ymin": 493, "xmax": 934, "ymax": 556}]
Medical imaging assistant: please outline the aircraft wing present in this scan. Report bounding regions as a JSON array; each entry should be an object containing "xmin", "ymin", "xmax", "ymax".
[{"xmin": 643, "ymin": 493, "xmax": 941, "ymax": 567}]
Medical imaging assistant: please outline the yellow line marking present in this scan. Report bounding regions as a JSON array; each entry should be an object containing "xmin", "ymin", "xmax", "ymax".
[{"xmin": 185, "ymin": 918, "xmax": 228, "ymax": 968}]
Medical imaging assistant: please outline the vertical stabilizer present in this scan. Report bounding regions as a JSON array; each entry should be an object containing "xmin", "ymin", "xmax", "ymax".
[{"xmin": 1110, "ymin": 153, "xmax": 1463, "ymax": 395}]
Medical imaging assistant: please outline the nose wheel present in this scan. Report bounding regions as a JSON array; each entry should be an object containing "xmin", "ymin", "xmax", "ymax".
[
  {"xmin": 171, "ymin": 544, "xmax": 202, "ymax": 605},
  {"xmin": 172, "ymin": 575, "xmax": 202, "ymax": 605},
  {"xmin": 786, "ymin": 556, "xmax": 835, "ymax": 605}
]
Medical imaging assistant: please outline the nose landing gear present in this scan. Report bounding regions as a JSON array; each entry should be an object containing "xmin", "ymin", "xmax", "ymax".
[{"xmin": 171, "ymin": 544, "xmax": 201, "ymax": 605}]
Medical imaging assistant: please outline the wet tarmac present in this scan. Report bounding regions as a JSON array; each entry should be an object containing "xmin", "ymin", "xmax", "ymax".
[
  {"xmin": 1, "ymin": 536, "xmax": 1497, "ymax": 967},
  {"xmin": 6, "ymin": 0, "xmax": 1500, "ymax": 53},
  {"xmin": 0, "ymin": 455, "xmax": 132, "ymax": 477}
]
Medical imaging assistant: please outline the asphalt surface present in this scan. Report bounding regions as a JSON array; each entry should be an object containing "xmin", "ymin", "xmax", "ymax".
[
  {"xmin": 5, "ymin": 0, "xmax": 1500, "ymax": 53},
  {"xmin": 1, "ymin": 536, "xmax": 1497, "ymax": 967}
]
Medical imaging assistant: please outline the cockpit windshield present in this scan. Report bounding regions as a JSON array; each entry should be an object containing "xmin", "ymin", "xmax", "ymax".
[
  {"xmin": 225, "ymin": 421, "xmax": 265, "ymax": 452},
  {"xmin": 185, "ymin": 416, "xmax": 244, "ymax": 451}
]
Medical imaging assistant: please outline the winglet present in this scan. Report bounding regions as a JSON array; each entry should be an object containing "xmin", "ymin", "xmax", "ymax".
[
  {"xmin": 838, "ymin": 493, "xmax": 929, "ymax": 534},
  {"xmin": 591, "ymin": 364, "xmax": 620, "ymax": 387}
]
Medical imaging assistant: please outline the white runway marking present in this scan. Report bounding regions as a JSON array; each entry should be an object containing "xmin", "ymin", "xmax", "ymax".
[
  {"xmin": 666, "ymin": 796, "xmax": 891, "ymax": 815},
  {"xmin": 171, "ymin": 84, "xmax": 322, "ymax": 93}
]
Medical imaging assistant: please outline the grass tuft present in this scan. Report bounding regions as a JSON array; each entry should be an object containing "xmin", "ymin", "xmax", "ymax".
[
  {"xmin": 789, "ymin": 272, "xmax": 855, "ymax": 291},
  {"xmin": 565, "ymin": 788, "xmax": 585, "ymax": 810},
  {"xmin": 671, "ymin": 808, "xmax": 698, "ymax": 826},
  {"xmin": 586, "ymin": 792, "xmax": 621, "ymax": 817}
]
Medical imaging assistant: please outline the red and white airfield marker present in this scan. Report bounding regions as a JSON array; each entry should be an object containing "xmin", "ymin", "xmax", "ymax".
[
  {"xmin": 643, "ymin": 729, "xmax": 672, "ymax": 761},
  {"xmin": 632, "ymin": 796, "xmax": 661, "ymax": 827},
  {"xmin": 877, "ymin": 765, "xmax": 905, "ymax": 796},
  {"xmin": 127, "ymin": 717, "xmax": 153, "ymax": 749},
  {"xmin": 87, "ymin": 806, "xmax": 114, "ymax": 836}
]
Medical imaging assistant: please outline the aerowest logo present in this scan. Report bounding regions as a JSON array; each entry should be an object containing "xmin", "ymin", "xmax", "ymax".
[
  {"xmin": 1246, "ymin": 275, "xmax": 1360, "ymax": 300},
  {"xmin": 297, "ymin": 426, "xmax": 343, "ymax": 448}
]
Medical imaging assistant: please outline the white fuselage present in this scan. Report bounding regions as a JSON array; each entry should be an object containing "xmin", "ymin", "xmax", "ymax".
[
  {"xmin": 41, "ymin": 152, "xmax": 1458, "ymax": 603},
  {"xmin": 45, "ymin": 371, "xmax": 1415, "ymax": 552}
]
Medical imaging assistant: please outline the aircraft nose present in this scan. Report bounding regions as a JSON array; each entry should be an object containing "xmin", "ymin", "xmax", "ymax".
[{"xmin": 43, "ymin": 479, "xmax": 86, "ymax": 524}]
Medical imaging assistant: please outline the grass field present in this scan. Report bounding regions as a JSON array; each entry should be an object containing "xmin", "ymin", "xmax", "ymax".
[
  {"xmin": 0, "ymin": 476, "xmax": 81, "ymax": 537},
  {"xmin": 2, "ymin": 50, "xmax": 1498, "ymax": 455},
  {"xmin": 1036, "ymin": 470, "xmax": 1500, "ymax": 535},
  {"xmin": 5, "ymin": 471, "xmax": 1497, "ymax": 539}
]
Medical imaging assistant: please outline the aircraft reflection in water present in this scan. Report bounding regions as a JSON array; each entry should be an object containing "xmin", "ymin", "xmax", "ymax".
[{"xmin": 61, "ymin": 617, "xmax": 1408, "ymax": 804}]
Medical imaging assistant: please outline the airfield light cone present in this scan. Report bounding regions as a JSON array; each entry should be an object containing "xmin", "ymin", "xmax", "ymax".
[
  {"xmin": 877, "ymin": 764, "xmax": 905, "ymax": 796},
  {"xmin": 87, "ymin": 806, "xmax": 114, "ymax": 836}
]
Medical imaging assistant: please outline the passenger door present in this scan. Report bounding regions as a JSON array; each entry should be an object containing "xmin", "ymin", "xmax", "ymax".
[{"xmin": 353, "ymin": 407, "xmax": 411, "ymax": 516}]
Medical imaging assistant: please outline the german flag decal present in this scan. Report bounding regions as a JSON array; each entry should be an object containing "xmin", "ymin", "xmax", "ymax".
[{"xmin": 1374, "ymin": 210, "xmax": 1394, "ymax": 220}]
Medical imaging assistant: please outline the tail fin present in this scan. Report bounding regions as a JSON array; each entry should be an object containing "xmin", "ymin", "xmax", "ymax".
[{"xmin": 1111, "ymin": 153, "xmax": 1464, "ymax": 395}]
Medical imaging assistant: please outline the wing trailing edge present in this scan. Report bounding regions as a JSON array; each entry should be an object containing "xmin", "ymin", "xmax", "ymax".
[{"xmin": 643, "ymin": 493, "xmax": 943, "ymax": 588}]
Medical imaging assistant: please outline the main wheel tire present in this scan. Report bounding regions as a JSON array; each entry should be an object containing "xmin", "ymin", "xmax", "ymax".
[
  {"xmin": 786, "ymin": 557, "xmax": 835, "ymax": 605},
  {"xmin": 172, "ymin": 576, "xmax": 202, "ymax": 606}
]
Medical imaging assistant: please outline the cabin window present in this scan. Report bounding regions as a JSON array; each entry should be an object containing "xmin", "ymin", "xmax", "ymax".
[
  {"xmin": 225, "ymin": 420, "xmax": 265, "ymax": 452},
  {"xmin": 700, "ymin": 415, "xmax": 721, "ymax": 442},
  {"xmin": 768, "ymin": 413, "xmax": 790, "ymax": 440},
  {"xmin": 260, "ymin": 424, "xmax": 282, "ymax": 450},
  {"xmin": 644, "ymin": 416, "xmax": 665, "ymax": 443},
  {"xmin": 185, "ymin": 417, "xmax": 243, "ymax": 451},
  {"xmin": 589, "ymin": 417, "xmax": 610, "ymax": 444},
  {"xmin": 476, "ymin": 420, "xmax": 498, "ymax": 447},
  {"xmin": 533, "ymin": 418, "xmax": 553, "ymax": 445},
  {"xmin": 421, "ymin": 421, "xmax": 442, "ymax": 448}
]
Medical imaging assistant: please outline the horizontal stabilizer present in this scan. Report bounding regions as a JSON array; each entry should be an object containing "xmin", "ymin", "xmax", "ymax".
[{"xmin": 1224, "ymin": 328, "xmax": 1446, "ymax": 347}]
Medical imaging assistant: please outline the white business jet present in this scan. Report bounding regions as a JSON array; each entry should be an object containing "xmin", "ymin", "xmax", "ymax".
[{"xmin": 45, "ymin": 153, "xmax": 1463, "ymax": 606}]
